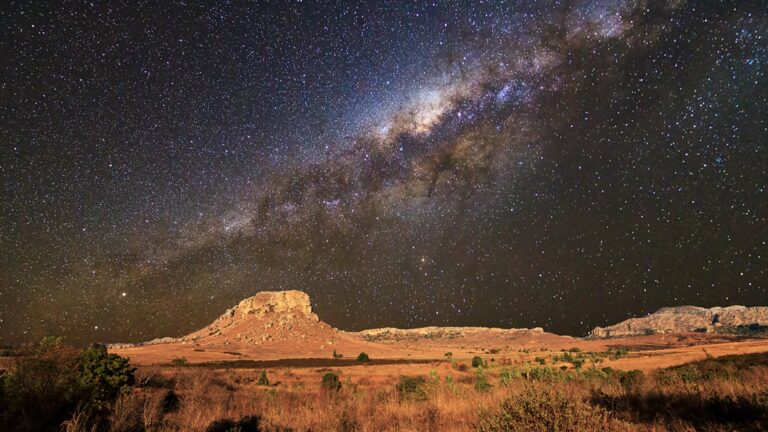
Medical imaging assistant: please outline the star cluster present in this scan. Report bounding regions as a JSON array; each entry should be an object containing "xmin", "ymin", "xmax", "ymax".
[{"xmin": 1, "ymin": 0, "xmax": 766, "ymax": 345}]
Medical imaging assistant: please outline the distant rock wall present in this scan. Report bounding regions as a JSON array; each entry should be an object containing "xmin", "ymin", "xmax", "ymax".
[
  {"xmin": 356, "ymin": 326, "xmax": 544, "ymax": 342},
  {"xmin": 590, "ymin": 306, "xmax": 768, "ymax": 338}
]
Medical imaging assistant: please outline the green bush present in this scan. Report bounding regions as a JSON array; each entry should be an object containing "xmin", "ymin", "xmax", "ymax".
[
  {"xmin": 478, "ymin": 386, "xmax": 613, "ymax": 432},
  {"xmin": 499, "ymin": 369, "xmax": 521, "ymax": 386},
  {"xmin": 356, "ymin": 352, "xmax": 370, "ymax": 362},
  {"xmin": 257, "ymin": 370, "xmax": 269, "ymax": 386},
  {"xmin": 474, "ymin": 368, "xmax": 492, "ymax": 392},
  {"xmin": 0, "ymin": 337, "xmax": 135, "ymax": 432},
  {"xmin": 77, "ymin": 344, "xmax": 135, "ymax": 405},
  {"xmin": 333, "ymin": 349, "xmax": 343, "ymax": 359},
  {"xmin": 472, "ymin": 356, "xmax": 484, "ymax": 368},
  {"xmin": 321, "ymin": 372, "xmax": 341, "ymax": 391},
  {"xmin": 396, "ymin": 376, "xmax": 427, "ymax": 401},
  {"xmin": 618, "ymin": 369, "xmax": 644, "ymax": 389},
  {"xmin": 170, "ymin": 357, "xmax": 188, "ymax": 366}
]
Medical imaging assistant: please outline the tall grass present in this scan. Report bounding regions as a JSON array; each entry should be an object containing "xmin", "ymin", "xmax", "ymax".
[{"xmin": 107, "ymin": 354, "xmax": 768, "ymax": 431}]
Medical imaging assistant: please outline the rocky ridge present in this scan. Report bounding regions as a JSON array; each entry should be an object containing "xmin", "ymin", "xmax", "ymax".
[
  {"xmin": 590, "ymin": 305, "xmax": 768, "ymax": 338},
  {"xmin": 357, "ymin": 326, "xmax": 545, "ymax": 342},
  {"xmin": 182, "ymin": 290, "xmax": 335, "ymax": 346}
]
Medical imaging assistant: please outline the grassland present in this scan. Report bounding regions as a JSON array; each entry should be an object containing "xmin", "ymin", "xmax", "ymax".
[{"xmin": 3, "ymin": 340, "xmax": 768, "ymax": 431}]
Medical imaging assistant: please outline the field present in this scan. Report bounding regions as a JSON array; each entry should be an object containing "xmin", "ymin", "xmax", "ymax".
[
  {"xmin": 4, "ymin": 333, "xmax": 768, "ymax": 431},
  {"xmin": 109, "ymin": 345, "xmax": 768, "ymax": 431}
]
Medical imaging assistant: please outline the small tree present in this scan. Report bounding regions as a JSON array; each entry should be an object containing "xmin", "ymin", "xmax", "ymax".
[
  {"xmin": 356, "ymin": 352, "xmax": 370, "ymax": 363},
  {"xmin": 474, "ymin": 368, "xmax": 492, "ymax": 392},
  {"xmin": 472, "ymin": 356, "xmax": 483, "ymax": 368},
  {"xmin": 77, "ymin": 344, "xmax": 135, "ymax": 405},
  {"xmin": 321, "ymin": 372, "xmax": 341, "ymax": 391},
  {"xmin": 257, "ymin": 370, "xmax": 269, "ymax": 386},
  {"xmin": 396, "ymin": 376, "xmax": 427, "ymax": 401}
]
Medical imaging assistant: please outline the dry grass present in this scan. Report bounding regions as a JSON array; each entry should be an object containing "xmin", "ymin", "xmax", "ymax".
[{"xmin": 105, "ymin": 353, "xmax": 768, "ymax": 431}]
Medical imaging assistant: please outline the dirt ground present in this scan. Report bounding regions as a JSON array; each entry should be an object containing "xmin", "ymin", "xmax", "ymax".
[{"xmin": 112, "ymin": 331, "xmax": 768, "ymax": 372}]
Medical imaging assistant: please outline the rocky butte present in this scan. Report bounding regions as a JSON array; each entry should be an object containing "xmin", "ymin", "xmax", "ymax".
[{"xmin": 590, "ymin": 305, "xmax": 768, "ymax": 338}]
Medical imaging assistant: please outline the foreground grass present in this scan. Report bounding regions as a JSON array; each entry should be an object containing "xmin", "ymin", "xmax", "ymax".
[
  {"xmin": 3, "ymin": 342, "xmax": 768, "ymax": 431},
  {"xmin": 109, "ymin": 352, "xmax": 768, "ymax": 432}
]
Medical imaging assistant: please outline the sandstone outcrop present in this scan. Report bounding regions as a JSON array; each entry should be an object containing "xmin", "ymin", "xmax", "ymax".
[
  {"xmin": 183, "ymin": 290, "xmax": 334, "ymax": 346},
  {"xmin": 590, "ymin": 306, "xmax": 768, "ymax": 338}
]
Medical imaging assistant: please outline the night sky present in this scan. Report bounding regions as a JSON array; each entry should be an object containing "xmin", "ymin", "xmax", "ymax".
[{"xmin": 1, "ymin": 1, "xmax": 766, "ymax": 345}]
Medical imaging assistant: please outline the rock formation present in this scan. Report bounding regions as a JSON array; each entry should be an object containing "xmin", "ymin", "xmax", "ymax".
[
  {"xmin": 358, "ymin": 326, "xmax": 544, "ymax": 342},
  {"xmin": 590, "ymin": 305, "xmax": 768, "ymax": 338},
  {"xmin": 183, "ymin": 290, "xmax": 336, "ymax": 346}
]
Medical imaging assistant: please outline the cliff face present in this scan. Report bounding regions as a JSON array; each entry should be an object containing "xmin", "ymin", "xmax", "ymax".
[
  {"xmin": 211, "ymin": 290, "xmax": 318, "ymax": 323},
  {"xmin": 590, "ymin": 306, "xmax": 768, "ymax": 338},
  {"xmin": 183, "ymin": 290, "xmax": 334, "ymax": 346}
]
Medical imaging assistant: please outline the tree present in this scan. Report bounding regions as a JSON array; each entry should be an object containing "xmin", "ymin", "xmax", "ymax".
[
  {"xmin": 321, "ymin": 372, "xmax": 341, "ymax": 391},
  {"xmin": 77, "ymin": 344, "xmax": 135, "ymax": 405},
  {"xmin": 356, "ymin": 352, "xmax": 370, "ymax": 362},
  {"xmin": 257, "ymin": 370, "xmax": 269, "ymax": 386}
]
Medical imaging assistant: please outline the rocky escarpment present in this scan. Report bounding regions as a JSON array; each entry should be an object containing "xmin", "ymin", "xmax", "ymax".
[
  {"xmin": 590, "ymin": 306, "xmax": 768, "ymax": 338},
  {"xmin": 183, "ymin": 290, "xmax": 337, "ymax": 346},
  {"xmin": 357, "ymin": 326, "xmax": 545, "ymax": 342}
]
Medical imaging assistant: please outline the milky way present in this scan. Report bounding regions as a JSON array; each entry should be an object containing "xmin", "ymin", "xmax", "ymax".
[{"xmin": 2, "ymin": 1, "xmax": 766, "ymax": 345}]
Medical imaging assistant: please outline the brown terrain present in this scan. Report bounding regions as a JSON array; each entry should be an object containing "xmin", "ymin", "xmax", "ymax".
[
  {"xmin": 111, "ymin": 290, "xmax": 768, "ymax": 372},
  {"xmin": 8, "ymin": 289, "xmax": 757, "ymax": 431}
]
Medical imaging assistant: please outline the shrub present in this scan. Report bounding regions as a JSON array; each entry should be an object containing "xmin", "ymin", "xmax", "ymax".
[
  {"xmin": 160, "ymin": 389, "xmax": 181, "ymax": 413},
  {"xmin": 257, "ymin": 370, "xmax": 269, "ymax": 386},
  {"xmin": 0, "ymin": 337, "xmax": 135, "ymax": 432},
  {"xmin": 170, "ymin": 357, "xmax": 188, "ymax": 366},
  {"xmin": 478, "ymin": 386, "xmax": 613, "ymax": 432},
  {"xmin": 333, "ymin": 349, "xmax": 343, "ymax": 359},
  {"xmin": 356, "ymin": 352, "xmax": 370, "ymax": 362},
  {"xmin": 474, "ymin": 368, "xmax": 492, "ymax": 392},
  {"xmin": 534, "ymin": 356, "xmax": 546, "ymax": 365},
  {"xmin": 499, "ymin": 369, "xmax": 521, "ymax": 386},
  {"xmin": 444, "ymin": 352, "xmax": 453, "ymax": 360},
  {"xmin": 396, "ymin": 376, "xmax": 427, "ymax": 401},
  {"xmin": 205, "ymin": 415, "xmax": 262, "ymax": 432},
  {"xmin": 77, "ymin": 344, "xmax": 136, "ymax": 405},
  {"xmin": 617, "ymin": 369, "xmax": 644, "ymax": 390},
  {"xmin": 321, "ymin": 372, "xmax": 341, "ymax": 391},
  {"xmin": 472, "ymin": 356, "xmax": 484, "ymax": 368}
]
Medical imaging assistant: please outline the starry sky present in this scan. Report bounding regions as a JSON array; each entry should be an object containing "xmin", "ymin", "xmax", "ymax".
[{"xmin": 1, "ymin": 0, "xmax": 766, "ymax": 345}]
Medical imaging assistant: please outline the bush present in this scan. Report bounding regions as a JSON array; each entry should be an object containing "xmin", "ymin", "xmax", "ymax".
[
  {"xmin": 478, "ymin": 386, "xmax": 613, "ymax": 432},
  {"xmin": 396, "ymin": 376, "xmax": 427, "ymax": 401},
  {"xmin": 77, "ymin": 344, "xmax": 136, "ymax": 405},
  {"xmin": 472, "ymin": 356, "xmax": 484, "ymax": 368},
  {"xmin": 321, "ymin": 372, "xmax": 341, "ymax": 391},
  {"xmin": 521, "ymin": 366, "xmax": 558, "ymax": 381},
  {"xmin": 333, "ymin": 349, "xmax": 343, "ymax": 359},
  {"xmin": 205, "ymin": 415, "xmax": 262, "ymax": 432},
  {"xmin": 160, "ymin": 389, "xmax": 181, "ymax": 413},
  {"xmin": 170, "ymin": 357, "xmax": 188, "ymax": 366},
  {"xmin": 499, "ymin": 369, "xmax": 521, "ymax": 386},
  {"xmin": 257, "ymin": 370, "xmax": 269, "ymax": 386},
  {"xmin": 474, "ymin": 368, "xmax": 492, "ymax": 392},
  {"xmin": 0, "ymin": 337, "xmax": 135, "ymax": 432},
  {"xmin": 618, "ymin": 369, "xmax": 644, "ymax": 390},
  {"xmin": 356, "ymin": 352, "xmax": 370, "ymax": 362}
]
